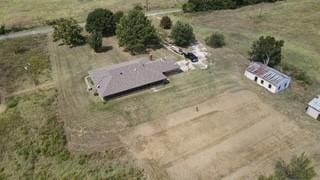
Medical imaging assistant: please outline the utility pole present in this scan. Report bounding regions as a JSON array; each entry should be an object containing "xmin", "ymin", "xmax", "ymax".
[{"xmin": 146, "ymin": 0, "xmax": 149, "ymax": 11}]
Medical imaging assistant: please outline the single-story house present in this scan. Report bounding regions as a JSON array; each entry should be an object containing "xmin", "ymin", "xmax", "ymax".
[
  {"xmin": 306, "ymin": 96, "xmax": 320, "ymax": 120},
  {"xmin": 244, "ymin": 62, "xmax": 291, "ymax": 94},
  {"xmin": 88, "ymin": 58, "xmax": 180, "ymax": 100}
]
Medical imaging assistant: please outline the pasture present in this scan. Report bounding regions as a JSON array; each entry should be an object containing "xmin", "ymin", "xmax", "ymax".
[
  {"xmin": 0, "ymin": 0, "xmax": 186, "ymax": 28},
  {"xmin": 1, "ymin": 0, "xmax": 320, "ymax": 179}
]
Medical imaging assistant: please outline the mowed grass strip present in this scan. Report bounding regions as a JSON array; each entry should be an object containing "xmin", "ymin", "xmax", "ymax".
[{"xmin": 0, "ymin": 35, "xmax": 51, "ymax": 93}]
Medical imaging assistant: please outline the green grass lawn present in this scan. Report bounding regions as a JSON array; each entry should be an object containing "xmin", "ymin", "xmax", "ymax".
[
  {"xmin": 0, "ymin": 0, "xmax": 186, "ymax": 28},
  {"xmin": 0, "ymin": 35, "xmax": 51, "ymax": 93}
]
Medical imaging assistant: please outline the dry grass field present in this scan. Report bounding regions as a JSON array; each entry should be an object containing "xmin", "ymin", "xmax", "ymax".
[
  {"xmin": 49, "ymin": 35, "xmax": 320, "ymax": 179},
  {"xmin": 120, "ymin": 90, "xmax": 320, "ymax": 179},
  {"xmin": 0, "ymin": 0, "xmax": 186, "ymax": 28},
  {"xmin": 1, "ymin": 0, "xmax": 320, "ymax": 179}
]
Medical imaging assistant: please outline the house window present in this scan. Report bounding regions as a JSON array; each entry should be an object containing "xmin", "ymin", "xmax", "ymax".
[
  {"xmin": 261, "ymin": 80, "xmax": 264, "ymax": 84},
  {"xmin": 268, "ymin": 84, "xmax": 272, "ymax": 89},
  {"xmin": 254, "ymin": 76, "xmax": 258, "ymax": 82}
]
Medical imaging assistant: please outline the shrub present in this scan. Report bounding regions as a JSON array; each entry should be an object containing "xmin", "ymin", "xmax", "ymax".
[
  {"xmin": 160, "ymin": 16, "xmax": 172, "ymax": 29},
  {"xmin": 86, "ymin": 8, "xmax": 116, "ymax": 36},
  {"xmin": 205, "ymin": 32, "xmax": 225, "ymax": 48},
  {"xmin": 182, "ymin": 2, "xmax": 196, "ymax": 13},
  {"xmin": 281, "ymin": 63, "xmax": 312, "ymax": 85},
  {"xmin": 171, "ymin": 21, "xmax": 195, "ymax": 47},
  {"xmin": 116, "ymin": 9, "xmax": 159, "ymax": 54},
  {"xmin": 259, "ymin": 153, "xmax": 316, "ymax": 180},
  {"xmin": 0, "ymin": 25, "xmax": 6, "ymax": 35},
  {"xmin": 88, "ymin": 31, "xmax": 103, "ymax": 52}
]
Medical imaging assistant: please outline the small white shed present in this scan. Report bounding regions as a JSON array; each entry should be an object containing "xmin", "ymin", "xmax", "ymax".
[
  {"xmin": 306, "ymin": 96, "xmax": 320, "ymax": 120},
  {"xmin": 244, "ymin": 62, "xmax": 291, "ymax": 94}
]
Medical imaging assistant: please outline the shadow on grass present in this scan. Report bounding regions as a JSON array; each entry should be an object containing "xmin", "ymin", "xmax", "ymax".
[{"xmin": 96, "ymin": 46, "xmax": 113, "ymax": 53}]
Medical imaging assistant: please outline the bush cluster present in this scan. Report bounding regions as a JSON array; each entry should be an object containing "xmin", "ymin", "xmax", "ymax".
[
  {"xmin": 183, "ymin": 0, "xmax": 283, "ymax": 12},
  {"xmin": 205, "ymin": 32, "xmax": 225, "ymax": 48},
  {"xmin": 281, "ymin": 63, "xmax": 312, "ymax": 85}
]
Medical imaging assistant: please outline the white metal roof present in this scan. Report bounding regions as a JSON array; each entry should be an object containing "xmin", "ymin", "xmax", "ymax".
[
  {"xmin": 246, "ymin": 62, "xmax": 291, "ymax": 86},
  {"xmin": 309, "ymin": 97, "xmax": 320, "ymax": 111}
]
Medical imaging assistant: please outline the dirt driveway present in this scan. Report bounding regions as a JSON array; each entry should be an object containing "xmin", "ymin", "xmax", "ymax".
[{"xmin": 120, "ymin": 90, "xmax": 320, "ymax": 180}]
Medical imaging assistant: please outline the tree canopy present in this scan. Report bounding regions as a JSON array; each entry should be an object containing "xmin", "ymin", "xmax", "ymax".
[
  {"xmin": 116, "ymin": 9, "xmax": 159, "ymax": 54},
  {"xmin": 171, "ymin": 21, "xmax": 195, "ymax": 47},
  {"xmin": 249, "ymin": 36, "xmax": 284, "ymax": 67},
  {"xmin": 88, "ymin": 31, "xmax": 103, "ymax": 52},
  {"xmin": 182, "ymin": 0, "xmax": 283, "ymax": 12},
  {"xmin": 51, "ymin": 18, "xmax": 85, "ymax": 47},
  {"xmin": 85, "ymin": 8, "xmax": 116, "ymax": 36}
]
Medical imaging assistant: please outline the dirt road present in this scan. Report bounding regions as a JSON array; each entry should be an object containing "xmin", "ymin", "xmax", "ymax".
[{"xmin": 0, "ymin": 9, "xmax": 182, "ymax": 41}]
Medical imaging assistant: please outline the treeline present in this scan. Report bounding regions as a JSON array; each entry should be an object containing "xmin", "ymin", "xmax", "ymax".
[{"xmin": 183, "ymin": 0, "xmax": 283, "ymax": 12}]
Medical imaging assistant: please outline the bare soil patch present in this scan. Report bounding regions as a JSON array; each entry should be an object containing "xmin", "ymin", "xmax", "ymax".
[{"xmin": 120, "ymin": 90, "xmax": 320, "ymax": 179}]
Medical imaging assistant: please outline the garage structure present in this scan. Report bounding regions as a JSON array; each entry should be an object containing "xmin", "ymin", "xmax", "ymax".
[
  {"xmin": 88, "ymin": 58, "xmax": 180, "ymax": 100},
  {"xmin": 244, "ymin": 62, "xmax": 291, "ymax": 94},
  {"xmin": 306, "ymin": 96, "xmax": 320, "ymax": 120}
]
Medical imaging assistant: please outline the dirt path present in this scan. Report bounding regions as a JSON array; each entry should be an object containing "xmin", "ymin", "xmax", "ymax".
[
  {"xmin": 0, "ymin": 8, "xmax": 182, "ymax": 41},
  {"xmin": 6, "ymin": 81, "xmax": 56, "ymax": 98},
  {"xmin": 0, "ymin": 88, "xmax": 6, "ymax": 113}
]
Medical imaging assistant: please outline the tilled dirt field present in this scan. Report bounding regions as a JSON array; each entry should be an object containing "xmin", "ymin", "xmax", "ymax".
[{"xmin": 120, "ymin": 90, "xmax": 320, "ymax": 180}]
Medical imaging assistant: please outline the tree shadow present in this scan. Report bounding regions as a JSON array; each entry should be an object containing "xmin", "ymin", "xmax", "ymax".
[{"xmin": 96, "ymin": 46, "xmax": 113, "ymax": 53}]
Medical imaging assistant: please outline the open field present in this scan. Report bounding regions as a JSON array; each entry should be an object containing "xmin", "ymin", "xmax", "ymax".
[
  {"xmin": 0, "ymin": 35, "xmax": 51, "ymax": 94},
  {"xmin": 49, "ymin": 33, "xmax": 320, "ymax": 179},
  {"xmin": 120, "ymin": 90, "xmax": 320, "ymax": 179},
  {"xmin": 1, "ymin": 0, "xmax": 320, "ymax": 179},
  {"xmin": 0, "ymin": 0, "xmax": 186, "ymax": 28},
  {"xmin": 176, "ymin": 0, "xmax": 320, "ymax": 83}
]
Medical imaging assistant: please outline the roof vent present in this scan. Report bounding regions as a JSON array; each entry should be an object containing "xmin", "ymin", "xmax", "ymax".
[
  {"xmin": 97, "ymin": 85, "xmax": 101, "ymax": 88},
  {"xmin": 133, "ymin": 68, "xmax": 137, "ymax": 72},
  {"xmin": 120, "ymin": 72, "xmax": 123, "ymax": 75}
]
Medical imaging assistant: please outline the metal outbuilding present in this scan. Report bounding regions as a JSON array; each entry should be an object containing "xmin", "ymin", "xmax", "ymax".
[
  {"xmin": 306, "ymin": 96, "xmax": 320, "ymax": 120},
  {"xmin": 244, "ymin": 62, "xmax": 291, "ymax": 93}
]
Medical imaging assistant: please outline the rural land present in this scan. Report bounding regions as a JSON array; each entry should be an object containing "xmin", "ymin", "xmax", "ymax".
[{"xmin": 0, "ymin": 0, "xmax": 320, "ymax": 179}]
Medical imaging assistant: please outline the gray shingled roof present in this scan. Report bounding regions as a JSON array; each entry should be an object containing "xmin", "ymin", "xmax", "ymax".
[
  {"xmin": 88, "ymin": 58, "xmax": 180, "ymax": 97},
  {"xmin": 246, "ymin": 62, "xmax": 291, "ymax": 86}
]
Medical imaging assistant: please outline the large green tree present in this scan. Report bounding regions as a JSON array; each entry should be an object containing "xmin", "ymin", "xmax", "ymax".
[
  {"xmin": 51, "ymin": 18, "xmax": 84, "ymax": 47},
  {"xmin": 171, "ymin": 21, "xmax": 195, "ymax": 47},
  {"xmin": 85, "ymin": 8, "xmax": 116, "ymax": 36},
  {"xmin": 249, "ymin": 36, "xmax": 284, "ymax": 67},
  {"xmin": 116, "ymin": 9, "xmax": 159, "ymax": 54}
]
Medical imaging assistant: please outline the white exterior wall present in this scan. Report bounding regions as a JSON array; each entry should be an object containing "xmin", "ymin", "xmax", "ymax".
[
  {"xmin": 244, "ymin": 71, "xmax": 256, "ymax": 81},
  {"xmin": 244, "ymin": 70, "xmax": 291, "ymax": 94},
  {"xmin": 306, "ymin": 107, "xmax": 320, "ymax": 120},
  {"xmin": 274, "ymin": 79, "xmax": 291, "ymax": 93}
]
